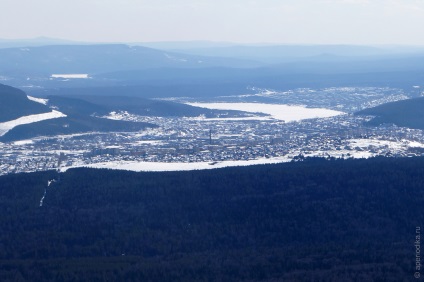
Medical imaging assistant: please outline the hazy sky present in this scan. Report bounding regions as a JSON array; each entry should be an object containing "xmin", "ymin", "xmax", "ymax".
[{"xmin": 2, "ymin": 0, "xmax": 424, "ymax": 45}]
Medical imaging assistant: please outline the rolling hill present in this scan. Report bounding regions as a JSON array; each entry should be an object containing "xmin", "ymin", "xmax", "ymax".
[
  {"xmin": 49, "ymin": 95, "xmax": 238, "ymax": 117},
  {"xmin": 0, "ymin": 85, "xmax": 156, "ymax": 141},
  {"xmin": 0, "ymin": 83, "xmax": 50, "ymax": 122},
  {"xmin": 0, "ymin": 84, "xmax": 259, "ymax": 141},
  {"xmin": 0, "ymin": 44, "xmax": 261, "ymax": 76},
  {"xmin": 2, "ymin": 43, "xmax": 423, "ymax": 96},
  {"xmin": 356, "ymin": 96, "xmax": 424, "ymax": 129}
]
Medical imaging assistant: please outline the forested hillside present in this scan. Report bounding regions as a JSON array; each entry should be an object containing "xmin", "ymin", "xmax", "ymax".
[
  {"xmin": 0, "ymin": 84, "xmax": 49, "ymax": 122},
  {"xmin": 357, "ymin": 96, "xmax": 424, "ymax": 130},
  {"xmin": 0, "ymin": 157, "xmax": 423, "ymax": 281}
]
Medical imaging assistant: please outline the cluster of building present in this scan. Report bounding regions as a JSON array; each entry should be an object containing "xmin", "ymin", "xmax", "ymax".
[
  {"xmin": 1, "ymin": 86, "xmax": 423, "ymax": 175},
  {"xmin": 2, "ymin": 112, "xmax": 424, "ymax": 176}
]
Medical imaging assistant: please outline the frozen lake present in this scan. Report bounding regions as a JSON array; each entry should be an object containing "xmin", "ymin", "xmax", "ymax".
[{"xmin": 187, "ymin": 102, "xmax": 345, "ymax": 122}]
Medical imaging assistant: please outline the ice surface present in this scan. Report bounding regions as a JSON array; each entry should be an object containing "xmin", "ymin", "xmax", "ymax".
[{"xmin": 187, "ymin": 103, "xmax": 345, "ymax": 122}]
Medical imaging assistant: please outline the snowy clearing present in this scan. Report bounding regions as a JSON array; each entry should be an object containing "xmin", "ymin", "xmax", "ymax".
[
  {"xmin": 13, "ymin": 140, "xmax": 34, "ymax": 146},
  {"xmin": 187, "ymin": 103, "xmax": 345, "ymax": 122},
  {"xmin": 0, "ymin": 110, "xmax": 67, "ymax": 136},
  {"xmin": 27, "ymin": 95, "xmax": 48, "ymax": 105},
  {"xmin": 62, "ymin": 157, "xmax": 293, "ymax": 173},
  {"xmin": 57, "ymin": 137, "xmax": 424, "ymax": 173},
  {"xmin": 61, "ymin": 149, "xmax": 377, "ymax": 173},
  {"xmin": 348, "ymin": 138, "xmax": 424, "ymax": 150}
]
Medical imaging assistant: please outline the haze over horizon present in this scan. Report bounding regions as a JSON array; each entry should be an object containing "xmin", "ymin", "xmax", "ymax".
[{"xmin": 2, "ymin": 0, "xmax": 424, "ymax": 46}]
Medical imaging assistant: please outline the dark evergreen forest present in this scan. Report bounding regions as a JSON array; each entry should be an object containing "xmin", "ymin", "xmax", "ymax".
[{"xmin": 0, "ymin": 157, "xmax": 423, "ymax": 281}]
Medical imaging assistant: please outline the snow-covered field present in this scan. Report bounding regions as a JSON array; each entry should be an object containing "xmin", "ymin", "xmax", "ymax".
[
  {"xmin": 187, "ymin": 102, "xmax": 345, "ymax": 122},
  {"xmin": 56, "ymin": 137, "xmax": 424, "ymax": 174},
  {"xmin": 60, "ymin": 148, "xmax": 375, "ymax": 173},
  {"xmin": 13, "ymin": 140, "xmax": 34, "ymax": 146},
  {"xmin": 0, "ymin": 110, "xmax": 66, "ymax": 136},
  {"xmin": 348, "ymin": 138, "xmax": 424, "ymax": 150},
  {"xmin": 62, "ymin": 156, "xmax": 293, "ymax": 173}
]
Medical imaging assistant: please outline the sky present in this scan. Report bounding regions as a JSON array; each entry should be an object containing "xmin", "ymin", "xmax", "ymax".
[{"xmin": 1, "ymin": 0, "xmax": 424, "ymax": 45}]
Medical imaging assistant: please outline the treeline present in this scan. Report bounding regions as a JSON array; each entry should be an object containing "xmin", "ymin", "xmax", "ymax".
[{"xmin": 0, "ymin": 157, "xmax": 423, "ymax": 281}]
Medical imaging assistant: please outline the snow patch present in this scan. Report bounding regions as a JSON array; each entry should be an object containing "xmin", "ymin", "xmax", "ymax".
[
  {"xmin": 13, "ymin": 140, "xmax": 34, "ymax": 146},
  {"xmin": 40, "ymin": 179, "xmax": 57, "ymax": 207},
  {"xmin": 164, "ymin": 53, "xmax": 188, "ymax": 62},
  {"xmin": 27, "ymin": 95, "xmax": 48, "ymax": 105},
  {"xmin": 39, "ymin": 189, "xmax": 47, "ymax": 207},
  {"xmin": 348, "ymin": 138, "xmax": 424, "ymax": 150},
  {"xmin": 105, "ymin": 111, "xmax": 130, "ymax": 120},
  {"xmin": 0, "ymin": 110, "xmax": 67, "ymax": 137},
  {"xmin": 102, "ymin": 111, "xmax": 143, "ymax": 122}
]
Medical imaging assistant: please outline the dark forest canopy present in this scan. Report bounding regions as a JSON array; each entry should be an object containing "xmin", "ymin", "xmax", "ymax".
[{"xmin": 0, "ymin": 156, "xmax": 423, "ymax": 281}]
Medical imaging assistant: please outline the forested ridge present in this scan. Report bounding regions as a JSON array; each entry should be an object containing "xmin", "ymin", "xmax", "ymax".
[
  {"xmin": 0, "ymin": 157, "xmax": 423, "ymax": 281},
  {"xmin": 0, "ymin": 84, "xmax": 49, "ymax": 122},
  {"xmin": 357, "ymin": 96, "xmax": 424, "ymax": 130}
]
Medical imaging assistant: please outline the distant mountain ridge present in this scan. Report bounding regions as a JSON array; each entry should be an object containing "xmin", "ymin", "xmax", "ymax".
[
  {"xmin": 0, "ymin": 43, "xmax": 423, "ymax": 94},
  {"xmin": 0, "ymin": 36, "xmax": 84, "ymax": 48},
  {"xmin": 166, "ymin": 44, "xmax": 391, "ymax": 63},
  {"xmin": 0, "ymin": 44, "xmax": 261, "ymax": 76}
]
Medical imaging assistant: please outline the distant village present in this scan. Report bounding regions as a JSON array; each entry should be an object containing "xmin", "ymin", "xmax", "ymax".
[
  {"xmin": 2, "ymin": 112, "xmax": 424, "ymax": 176},
  {"xmin": 1, "ymin": 85, "xmax": 423, "ymax": 175}
]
